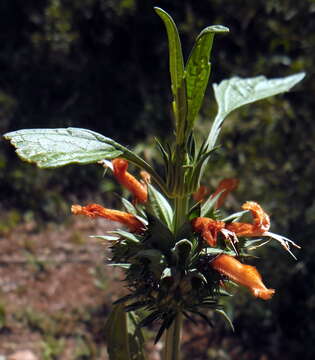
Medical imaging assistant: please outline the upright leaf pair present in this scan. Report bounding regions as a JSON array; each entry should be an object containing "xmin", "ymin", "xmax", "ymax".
[{"xmin": 154, "ymin": 7, "xmax": 229, "ymax": 145}]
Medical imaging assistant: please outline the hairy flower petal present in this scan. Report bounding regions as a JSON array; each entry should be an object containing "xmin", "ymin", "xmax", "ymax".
[
  {"xmin": 211, "ymin": 254, "xmax": 275, "ymax": 300},
  {"xmin": 71, "ymin": 203, "xmax": 144, "ymax": 233},
  {"xmin": 112, "ymin": 158, "xmax": 148, "ymax": 203},
  {"xmin": 211, "ymin": 178, "xmax": 239, "ymax": 208},
  {"xmin": 192, "ymin": 217, "xmax": 225, "ymax": 247}
]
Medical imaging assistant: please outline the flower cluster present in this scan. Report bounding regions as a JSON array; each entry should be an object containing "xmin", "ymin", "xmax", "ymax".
[{"xmin": 72, "ymin": 157, "xmax": 299, "ymax": 338}]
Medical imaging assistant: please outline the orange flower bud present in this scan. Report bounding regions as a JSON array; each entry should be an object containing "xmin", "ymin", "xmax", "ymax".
[
  {"xmin": 71, "ymin": 203, "xmax": 144, "ymax": 233},
  {"xmin": 192, "ymin": 217, "xmax": 225, "ymax": 247},
  {"xmin": 112, "ymin": 158, "xmax": 148, "ymax": 203},
  {"xmin": 211, "ymin": 178, "xmax": 239, "ymax": 208},
  {"xmin": 193, "ymin": 185, "xmax": 210, "ymax": 203},
  {"xmin": 226, "ymin": 201, "xmax": 270, "ymax": 236},
  {"xmin": 211, "ymin": 254, "xmax": 275, "ymax": 300}
]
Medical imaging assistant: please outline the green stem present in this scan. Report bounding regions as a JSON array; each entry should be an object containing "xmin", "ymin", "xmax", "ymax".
[
  {"xmin": 162, "ymin": 312, "xmax": 183, "ymax": 360},
  {"xmin": 173, "ymin": 195, "xmax": 189, "ymax": 235}
]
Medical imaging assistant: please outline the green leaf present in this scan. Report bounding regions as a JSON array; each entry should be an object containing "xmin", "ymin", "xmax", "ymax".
[
  {"xmin": 107, "ymin": 263, "xmax": 131, "ymax": 269},
  {"xmin": 127, "ymin": 312, "xmax": 147, "ymax": 360},
  {"xmin": 121, "ymin": 198, "xmax": 138, "ymax": 216},
  {"xmin": 200, "ymin": 191, "xmax": 223, "ymax": 217},
  {"xmin": 4, "ymin": 127, "xmax": 167, "ymax": 193},
  {"xmin": 215, "ymin": 309, "xmax": 235, "ymax": 331},
  {"xmin": 173, "ymin": 239, "xmax": 192, "ymax": 268},
  {"xmin": 206, "ymin": 72, "xmax": 305, "ymax": 150},
  {"xmin": 154, "ymin": 7, "xmax": 184, "ymax": 98},
  {"xmin": 185, "ymin": 25, "xmax": 229, "ymax": 129},
  {"xmin": 154, "ymin": 7, "xmax": 187, "ymax": 144},
  {"xmin": 105, "ymin": 304, "xmax": 131, "ymax": 360},
  {"xmin": 144, "ymin": 212, "xmax": 174, "ymax": 251},
  {"xmin": 89, "ymin": 235, "xmax": 120, "ymax": 241},
  {"xmin": 4, "ymin": 128, "xmax": 123, "ymax": 168},
  {"xmin": 221, "ymin": 210, "xmax": 249, "ymax": 222},
  {"xmin": 147, "ymin": 184, "xmax": 173, "ymax": 230}
]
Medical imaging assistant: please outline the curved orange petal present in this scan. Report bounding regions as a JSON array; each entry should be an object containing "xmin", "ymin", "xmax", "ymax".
[
  {"xmin": 211, "ymin": 178, "xmax": 239, "ymax": 208},
  {"xmin": 192, "ymin": 217, "xmax": 225, "ymax": 247},
  {"xmin": 112, "ymin": 158, "xmax": 148, "ymax": 203},
  {"xmin": 71, "ymin": 203, "xmax": 144, "ymax": 233},
  {"xmin": 226, "ymin": 201, "xmax": 270, "ymax": 237},
  {"xmin": 211, "ymin": 254, "xmax": 275, "ymax": 300},
  {"xmin": 242, "ymin": 201, "xmax": 270, "ymax": 231}
]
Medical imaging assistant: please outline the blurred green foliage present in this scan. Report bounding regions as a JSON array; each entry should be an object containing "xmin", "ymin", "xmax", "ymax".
[{"xmin": 0, "ymin": 0, "xmax": 314, "ymax": 358}]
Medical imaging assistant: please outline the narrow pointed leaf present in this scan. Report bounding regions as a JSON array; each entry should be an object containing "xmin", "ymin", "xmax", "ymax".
[
  {"xmin": 89, "ymin": 235, "xmax": 120, "ymax": 241},
  {"xmin": 147, "ymin": 184, "xmax": 173, "ymax": 230},
  {"xmin": 215, "ymin": 309, "xmax": 235, "ymax": 331},
  {"xmin": 200, "ymin": 191, "xmax": 223, "ymax": 217},
  {"xmin": 110, "ymin": 230, "xmax": 141, "ymax": 243},
  {"xmin": 105, "ymin": 304, "xmax": 131, "ymax": 360},
  {"xmin": 144, "ymin": 212, "xmax": 174, "ymax": 251},
  {"xmin": 173, "ymin": 239, "xmax": 192, "ymax": 268},
  {"xmin": 154, "ymin": 7, "xmax": 187, "ymax": 143},
  {"xmin": 4, "ymin": 128, "xmax": 123, "ymax": 168},
  {"xmin": 185, "ymin": 25, "xmax": 229, "ymax": 129},
  {"xmin": 154, "ymin": 7, "xmax": 184, "ymax": 100},
  {"xmin": 127, "ymin": 311, "xmax": 147, "ymax": 360},
  {"xmin": 207, "ymin": 72, "xmax": 305, "ymax": 150},
  {"xmin": 107, "ymin": 263, "xmax": 131, "ymax": 269},
  {"xmin": 121, "ymin": 198, "xmax": 138, "ymax": 216},
  {"xmin": 221, "ymin": 210, "xmax": 249, "ymax": 222}
]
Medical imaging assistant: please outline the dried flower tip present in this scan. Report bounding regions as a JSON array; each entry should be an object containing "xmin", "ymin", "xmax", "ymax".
[
  {"xmin": 193, "ymin": 185, "xmax": 210, "ymax": 203},
  {"xmin": 211, "ymin": 178, "xmax": 239, "ymax": 208},
  {"xmin": 112, "ymin": 158, "xmax": 148, "ymax": 203},
  {"xmin": 71, "ymin": 203, "xmax": 144, "ymax": 233},
  {"xmin": 211, "ymin": 254, "xmax": 275, "ymax": 300},
  {"xmin": 192, "ymin": 217, "xmax": 225, "ymax": 247},
  {"xmin": 140, "ymin": 170, "xmax": 151, "ymax": 184}
]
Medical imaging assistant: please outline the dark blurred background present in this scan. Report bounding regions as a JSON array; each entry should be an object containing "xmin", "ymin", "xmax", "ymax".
[{"xmin": 0, "ymin": 0, "xmax": 314, "ymax": 359}]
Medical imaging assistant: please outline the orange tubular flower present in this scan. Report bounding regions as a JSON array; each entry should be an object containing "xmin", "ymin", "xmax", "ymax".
[
  {"xmin": 192, "ymin": 217, "xmax": 225, "ymax": 247},
  {"xmin": 112, "ymin": 158, "xmax": 148, "ymax": 203},
  {"xmin": 211, "ymin": 178, "xmax": 239, "ymax": 209},
  {"xmin": 193, "ymin": 185, "xmax": 210, "ymax": 203},
  {"xmin": 71, "ymin": 203, "xmax": 144, "ymax": 233},
  {"xmin": 211, "ymin": 254, "xmax": 275, "ymax": 300},
  {"xmin": 226, "ymin": 201, "xmax": 270, "ymax": 236}
]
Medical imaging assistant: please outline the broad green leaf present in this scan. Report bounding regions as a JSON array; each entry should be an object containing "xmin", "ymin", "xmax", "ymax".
[
  {"xmin": 4, "ymin": 127, "xmax": 167, "ymax": 192},
  {"xmin": 4, "ymin": 128, "xmax": 123, "ymax": 168},
  {"xmin": 154, "ymin": 7, "xmax": 187, "ymax": 144},
  {"xmin": 185, "ymin": 25, "xmax": 229, "ymax": 129},
  {"xmin": 147, "ymin": 184, "xmax": 173, "ymax": 230},
  {"xmin": 105, "ymin": 304, "xmax": 131, "ymax": 360},
  {"xmin": 206, "ymin": 72, "xmax": 305, "ymax": 150}
]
